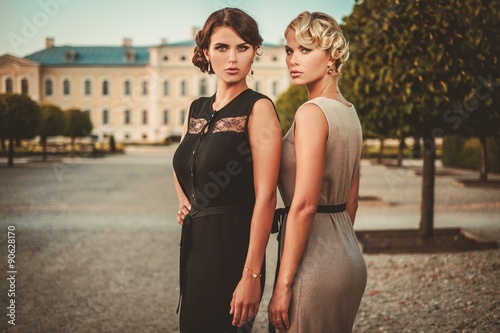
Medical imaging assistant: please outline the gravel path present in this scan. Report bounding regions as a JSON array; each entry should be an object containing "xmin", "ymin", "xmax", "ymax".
[
  {"xmin": 354, "ymin": 250, "xmax": 499, "ymax": 333},
  {"xmin": 2, "ymin": 228, "xmax": 497, "ymax": 333},
  {"xmin": 1, "ymin": 146, "xmax": 498, "ymax": 333}
]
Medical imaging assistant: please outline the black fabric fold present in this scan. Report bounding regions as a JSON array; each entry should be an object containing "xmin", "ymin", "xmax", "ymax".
[{"xmin": 176, "ymin": 205, "xmax": 253, "ymax": 314}]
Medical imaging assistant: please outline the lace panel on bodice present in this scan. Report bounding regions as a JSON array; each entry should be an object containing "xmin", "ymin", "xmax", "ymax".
[
  {"xmin": 213, "ymin": 116, "xmax": 246, "ymax": 133},
  {"xmin": 188, "ymin": 118, "xmax": 208, "ymax": 134},
  {"xmin": 188, "ymin": 116, "xmax": 247, "ymax": 134}
]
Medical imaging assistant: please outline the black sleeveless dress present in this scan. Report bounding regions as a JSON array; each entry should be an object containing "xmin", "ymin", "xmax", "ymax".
[{"xmin": 173, "ymin": 89, "xmax": 273, "ymax": 333}]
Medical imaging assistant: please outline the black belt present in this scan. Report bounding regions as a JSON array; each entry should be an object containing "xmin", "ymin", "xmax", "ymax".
[
  {"xmin": 271, "ymin": 203, "xmax": 347, "ymax": 235},
  {"xmin": 176, "ymin": 205, "xmax": 253, "ymax": 314},
  {"xmin": 268, "ymin": 203, "xmax": 346, "ymax": 333}
]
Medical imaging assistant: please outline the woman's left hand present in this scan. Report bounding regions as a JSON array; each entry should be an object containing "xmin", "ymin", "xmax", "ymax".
[{"xmin": 230, "ymin": 274, "xmax": 261, "ymax": 327}]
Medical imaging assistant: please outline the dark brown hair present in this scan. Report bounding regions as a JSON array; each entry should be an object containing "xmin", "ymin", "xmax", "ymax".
[{"xmin": 192, "ymin": 7, "xmax": 263, "ymax": 74}]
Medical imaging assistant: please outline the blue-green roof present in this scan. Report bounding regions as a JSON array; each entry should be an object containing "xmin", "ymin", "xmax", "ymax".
[
  {"xmin": 24, "ymin": 40, "xmax": 282, "ymax": 66},
  {"xmin": 25, "ymin": 46, "xmax": 150, "ymax": 66}
]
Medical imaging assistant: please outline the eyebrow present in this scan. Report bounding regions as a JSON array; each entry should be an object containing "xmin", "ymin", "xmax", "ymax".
[{"xmin": 213, "ymin": 42, "xmax": 250, "ymax": 47}]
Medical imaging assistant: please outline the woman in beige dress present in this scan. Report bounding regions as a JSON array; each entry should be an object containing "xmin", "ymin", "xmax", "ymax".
[{"xmin": 268, "ymin": 11, "xmax": 367, "ymax": 333}]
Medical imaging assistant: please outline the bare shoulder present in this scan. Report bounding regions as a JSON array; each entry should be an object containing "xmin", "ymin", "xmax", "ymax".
[
  {"xmin": 294, "ymin": 102, "xmax": 327, "ymax": 129},
  {"xmin": 252, "ymin": 97, "xmax": 276, "ymax": 115}
]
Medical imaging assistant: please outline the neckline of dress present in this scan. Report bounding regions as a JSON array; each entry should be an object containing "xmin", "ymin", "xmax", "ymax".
[
  {"xmin": 210, "ymin": 88, "xmax": 251, "ymax": 114},
  {"xmin": 312, "ymin": 96, "xmax": 353, "ymax": 109}
]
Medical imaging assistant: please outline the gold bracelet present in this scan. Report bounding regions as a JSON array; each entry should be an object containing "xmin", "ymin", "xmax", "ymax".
[{"xmin": 244, "ymin": 266, "xmax": 262, "ymax": 279}]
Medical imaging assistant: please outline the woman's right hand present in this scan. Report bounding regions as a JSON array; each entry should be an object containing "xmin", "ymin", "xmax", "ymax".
[{"xmin": 176, "ymin": 200, "xmax": 191, "ymax": 225}]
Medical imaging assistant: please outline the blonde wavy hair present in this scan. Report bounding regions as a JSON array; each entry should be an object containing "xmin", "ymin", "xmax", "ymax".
[{"xmin": 285, "ymin": 11, "xmax": 349, "ymax": 75}]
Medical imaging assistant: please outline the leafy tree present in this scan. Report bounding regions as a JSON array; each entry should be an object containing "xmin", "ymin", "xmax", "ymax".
[
  {"xmin": 0, "ymin": 123, "xmax": 5, "ymax": 157},
  {"xmin": 342, "ymin": 0, "xmax": 415, "ymax": 166},
  {"xmin": 64, "ymin": 108, "xmax": 93, "ymax": 152},
  {"xmin": 39, "ymin": 103, "xmax": 65, "ymax": 161},
  {"xmin": 275, "ymin": 84, "xmax": 308, "ymax": 135},
  {"xmin": 342, "ymin": 0, "xmax": 499, "ymax": 239},
  {"xmin": 0, "ymin": 93, "xmax": 41, "ymax": 167},
  {"xmin": 437, "ymin": 1, "xmax": 500, "ymax": 182}
]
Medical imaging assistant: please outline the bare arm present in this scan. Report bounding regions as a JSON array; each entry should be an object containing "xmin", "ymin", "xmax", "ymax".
[
  {"xmin": 268, "ymin": 103, "xmax": 328, "ymax": 331},
  {"xmin": 230, "ymin": 98, "xmax": 282, "ymax": 327},
  {"xmin": 346, "ymin": 166, "xmax": 360, "ymax": 225},
  {"xmin": 174, "ymin": 111, "xmax": 191, "ymax": 224}
]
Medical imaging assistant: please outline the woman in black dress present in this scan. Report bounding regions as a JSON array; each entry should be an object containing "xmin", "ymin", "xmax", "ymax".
[{"xmin": 172, "ymin": 8, "xmax": 281, "ymax": 333}]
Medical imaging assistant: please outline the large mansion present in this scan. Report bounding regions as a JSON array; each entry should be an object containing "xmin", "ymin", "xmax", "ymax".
[{"xmin": 0, "ymin": 36, "xmax": 290, "ymax": 143}]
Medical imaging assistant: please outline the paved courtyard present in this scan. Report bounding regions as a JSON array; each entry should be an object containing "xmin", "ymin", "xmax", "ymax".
[{"xmin": 0, "ymin": 145, "xmax": 498, "ymax": 332}]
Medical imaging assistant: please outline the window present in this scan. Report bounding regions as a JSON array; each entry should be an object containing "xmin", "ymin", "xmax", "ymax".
[
  {"xmin": 64, "ymin": 49, "xmax": 76, "ymax": 61},
  {"xmin": 180, "ymin": 110, "xmax": 186, "ymax": 125},
  {"xmin": 102, "ymin": 80, "xmax": 109, "ymax": 96},
  {"xmin": 255, "ymin": 81, "xmax": 260, "ymax": 93},
  {"xmin": 200, "ymin": 79, "xmax": 207, "ymax": 96},
  {"xmin": 63, "ymin": 79, "xmax": 70, "ymax": 95},
  {"xmin": 180, "ymin": 55, "xmax": 186, "ymax": 61},
  {"xmin": 21, "ymin": 78, "xmax": 28, "ymax": 95},
  {"xmin": 124, "ymin": 80, "xmax": 131, "ymax": 96},
  {"xmin": 124, "ymin": 110, "xmax": 130, "ymax": 125},
  {"xmin": 45, "ymin": 79, "xmax": 53, "ymax": 96},
  {"xmin": 5, "ymin": 78, "xmax": 13, "ymax": 93},
  {"xmin": 163, "ymin": 80, "xmax": 169, "ymax": 96},
  {"xmin": 142, "ymin": 133, "xmax": 148, "ymax": 140},
  {"xmin": 124, "ymin": 49, "xmax": 136, "ymax": 62},
  {"xmin": 272, "ymin": 81, "xmax": 278, "ymax": 96},
  {"xmin": 163, "ymin": 110, "xmax": 169, "ymax": 125},
  {"xmin": 84, "ymin": 80, "xmax": 91, "ymax": 96},
  {"xmin": 102, "ymin": 109, "xmax": 109, "ymax": 125},
  {"xmin": 142, "ymin": 81, "xmax": 148, "ymax": 95},
  {"xmin": 272, "ymin": 55, "xmax": 278, "ymax": 62},
  {"xmin": 181, "ymin": 80, "xmax": 187, "ymax": 96},
  {"xmin": 142, "ymin": 110, "xmax": 148, "ymax": 124}
]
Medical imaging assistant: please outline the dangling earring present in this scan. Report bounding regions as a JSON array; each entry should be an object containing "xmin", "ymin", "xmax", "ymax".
[
  {"xmin": 207, "ymin": 61, "xmax": 212, "ymax": 74},
  {"xmin": 327, "ymin": 66, "xmax": 334, "ymax": 75},
  {"xmin": 251, "ymin": 68, "xmax": 254, "ymax": 76}
]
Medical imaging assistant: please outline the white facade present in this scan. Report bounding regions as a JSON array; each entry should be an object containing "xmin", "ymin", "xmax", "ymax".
[{"xmin": 0, "ymin": 38, "xmax": 291, "ymax": 144}]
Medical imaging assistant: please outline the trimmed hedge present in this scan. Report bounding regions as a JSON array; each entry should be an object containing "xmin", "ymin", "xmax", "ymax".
[{"xmin": 442, "ymin": 135, "xmax": 500, "ymax": 173}]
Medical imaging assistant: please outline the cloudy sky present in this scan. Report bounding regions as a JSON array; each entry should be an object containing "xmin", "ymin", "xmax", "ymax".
[{"xmin": 1, "ymin": 0, "xmax": 356, "ymax": 56}]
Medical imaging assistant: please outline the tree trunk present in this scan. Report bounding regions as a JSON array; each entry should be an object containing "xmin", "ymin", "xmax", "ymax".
[
  {"xmin": 419, "ymin": 135, "xmax": 436, "ymax": 239},
  {"xmin": 411, "ymin": 136, "xmax": 422, "ymax": 159},
  {"xmin": 8, "ymin": 137, "xmax": 14, "ymax": 167},
  {"xmin": 397, "ymin": 135, "xmax": 405, "ymax": 167},
  {"xmin": 71, "ymin": 137, "xmax": 76, "ymax": 156},
  {"xmin": 377, "ymin": 138, "xmax": 385, "ymax": 164},
  {"xmin": 479, "ymin": 135, "xmax": 488, "ymax": 182},
  {"xmin": 41, "ymin": 136, "xmax": 47, "ymax": 162},
  {"xmin": 0, "ymin": 138, "xmax": 6, "ymax": 157}
]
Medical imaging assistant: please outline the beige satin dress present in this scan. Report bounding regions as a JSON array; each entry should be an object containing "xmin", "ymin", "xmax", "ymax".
[{"xmin": 278, "ymin": 97, "xmax": 367, "ymax": 333}]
